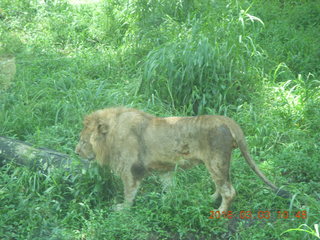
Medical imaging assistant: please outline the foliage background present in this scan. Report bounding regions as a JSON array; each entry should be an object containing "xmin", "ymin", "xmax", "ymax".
[{"xmin": 0, "ymin": 0, "xmax": 319, "ymax": 239}]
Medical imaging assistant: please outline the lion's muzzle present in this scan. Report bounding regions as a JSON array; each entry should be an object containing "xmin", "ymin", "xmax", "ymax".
[{"xmin": 75, "ymin": 142, "xmax": 96, "ymax": 161}]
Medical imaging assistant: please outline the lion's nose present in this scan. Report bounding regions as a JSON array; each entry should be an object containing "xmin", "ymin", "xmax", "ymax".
[{"xmin": 75, "ymin": 145, "xmax": 80, "ymax": 155}]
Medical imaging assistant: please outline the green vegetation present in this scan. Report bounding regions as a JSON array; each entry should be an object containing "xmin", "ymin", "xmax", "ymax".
[{"xmin": 1, "ymin": 0, "xmax": 319, "ymax": 239}]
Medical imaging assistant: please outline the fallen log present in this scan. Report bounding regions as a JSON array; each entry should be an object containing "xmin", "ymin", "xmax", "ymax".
[{"xmin": 0, "ymin": 136, "xmax": 87, "ymax": 171}]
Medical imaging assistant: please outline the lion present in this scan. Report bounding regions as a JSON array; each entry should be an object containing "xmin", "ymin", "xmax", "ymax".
[{"xmin": 75, "ymin": 107, "xmax": 290, "ymax": 212}]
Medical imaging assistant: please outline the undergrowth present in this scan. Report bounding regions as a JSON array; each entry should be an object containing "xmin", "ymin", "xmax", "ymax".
[{"xmin": 0, "ymin": 0, "xmax": 319, "ymax": 239}]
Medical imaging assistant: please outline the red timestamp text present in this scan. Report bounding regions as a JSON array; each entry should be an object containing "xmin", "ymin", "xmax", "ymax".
[{"xmin": 209, "ymin": 210, "xmax": 307, "ymax": 220}]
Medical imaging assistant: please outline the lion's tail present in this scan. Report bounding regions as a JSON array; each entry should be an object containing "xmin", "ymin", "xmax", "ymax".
[
  {"xmin": 237, "ymin": 139, "xmax": 278, "ymax": 191},
  {"xmin": 231, "ymin": 123, "xmax": 291, "ymax": 198}
]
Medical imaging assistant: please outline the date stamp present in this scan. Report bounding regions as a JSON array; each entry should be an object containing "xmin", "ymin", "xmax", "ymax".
[{"xmin": 209, "ymin": 210, "xmax": 307, "ymax": 220}]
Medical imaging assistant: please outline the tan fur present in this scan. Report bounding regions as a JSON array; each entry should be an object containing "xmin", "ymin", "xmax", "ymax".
[{"xmin": 75, "ymin": 107, "xmax": 285, "ymax": 212}]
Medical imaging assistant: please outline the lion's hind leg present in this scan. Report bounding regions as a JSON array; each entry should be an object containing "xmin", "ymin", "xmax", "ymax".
[
  {"xmin": 205, "ymin": 126, "xmax": 237, "ymax": 213},
  {"xmin": 211, "ymin": 188, "xmax": 221, "ymax": 201},
  {"xmin": 216, "ymin": 180, "xmax": 236, "ymax": 213},
  {"xmin": 206, "ymin": 154, "xmax": 236, "ymax": 213}
]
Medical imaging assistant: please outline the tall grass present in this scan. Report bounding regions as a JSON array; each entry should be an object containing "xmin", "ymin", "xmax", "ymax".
[
  {"xmin": 140, "ymin": 2, "xmax": 268, "ymax": 115},
  {"xmin": 0, "ymin": 0, "xmax": 319, "ymax": 239}
]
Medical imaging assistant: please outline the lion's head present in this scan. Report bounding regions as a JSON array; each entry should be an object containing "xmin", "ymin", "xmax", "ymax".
[
  {"xmin": 75, "ymin": 108, "xmax": 126, "ymax": 165},
  {"xmin": 75, "ymin": 115, "xmax": 96, "ymax": 161}
]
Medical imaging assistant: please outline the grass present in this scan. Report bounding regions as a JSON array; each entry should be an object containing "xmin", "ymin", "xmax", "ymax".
[{"xmin": 0, "ymin": 0, "xmax": 319, "ymax": 239}]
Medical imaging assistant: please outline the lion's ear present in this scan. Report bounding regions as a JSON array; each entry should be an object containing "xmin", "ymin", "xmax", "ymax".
[{"xmin": 98, "ymin": 122, "xmax": 109, "ymax": 134}]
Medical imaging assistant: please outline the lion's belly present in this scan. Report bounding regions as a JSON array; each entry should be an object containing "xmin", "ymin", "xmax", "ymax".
[
  {"xmin": 146, "ymin": 152, "xmax": 202, "ymax": 172},
  {"xmin": 175, "ymin": 157, "xmax": 203, "ymax": 169}
]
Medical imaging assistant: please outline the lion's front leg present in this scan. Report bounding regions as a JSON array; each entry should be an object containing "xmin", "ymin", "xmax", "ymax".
[{"xmin": 115, "ymin": 172, "xmax": 141, "ymax": 211}]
